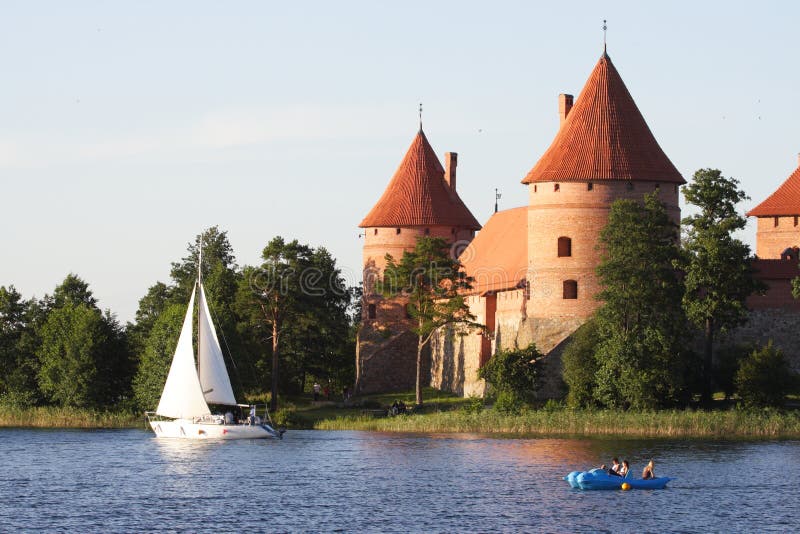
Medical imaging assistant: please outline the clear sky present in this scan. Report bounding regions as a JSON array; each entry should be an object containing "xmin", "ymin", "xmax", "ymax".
[{"xmin": 1, "ymin": 1, "xmax": 798, "ymax": 322}]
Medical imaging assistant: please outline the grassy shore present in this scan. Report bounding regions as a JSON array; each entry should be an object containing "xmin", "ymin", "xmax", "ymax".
[
  {"xmin": 307, "ymin": 407, "xmax": 800, "ymax": 439},
  {"xmin": 0, "ymin": 405, "xmax": 142, "ymax": 429},
  {"xmin": 288, "ymin": 388, "xmax": 800, "ymax": 439},
  {"xmin": 3, "ymin": 390, "xmax": 800, "ymax": 439}
]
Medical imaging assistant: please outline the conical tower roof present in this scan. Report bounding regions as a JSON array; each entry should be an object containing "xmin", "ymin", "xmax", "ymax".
[
  {"xmin": 360, "ymin": 129, "xmax": 481, "ymax": 229},
  {"xmin": 747, "ymin": 163, "xmax": 800, "ymax": 217},
  {"xmin": 522, "ymin": 53, "xmax": 684, "ymax": 185}
]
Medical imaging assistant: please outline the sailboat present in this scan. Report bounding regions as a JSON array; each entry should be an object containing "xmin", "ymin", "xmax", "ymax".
[{"xmin": 145, "ymin": 251, "xmax": 283, "ymax": 440}]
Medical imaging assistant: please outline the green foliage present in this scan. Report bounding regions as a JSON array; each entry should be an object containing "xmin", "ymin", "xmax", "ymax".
[
  {"xmin": 0, "ymin": 286, "xmax": 41, "ymax": 405},
  {"xmin": 236, "ymin": 236, "xmax": 355, "ymax": 408},
  {"xmin": 561, "ymin": 320, "xmax": 600, "ymax": 408},
  {"xmin": 591, "ymin": 193, "xmax": 689, "ymax": 408},
  {"xmin": 379, "ymin": 236, "xmax": 478, "ymax": 405},
  {"xmin": 463, "ymin": 395, "xmax": 484, "ymax": 414},
  {"xmin": 131, "ymin": 304, "xmax": 185, "ymax": 410},
  {"xmin": 492, "ymin": 390, "xmax": 523, "ymax": 415},
  {"xmin": 479, "ymin": 343, "xmax": 543, "ymax": 405},
  {"xmin": 681, "ymin": 169, "xmax": 765, "ymax": 401},
  {"xmin": 39, "ymin": 302, "xmax": 106, "ymax": 407},
  {"xmin": 714, "ymin": 344, "xmax": 752, "ymax": 400},
  {"xmin": 735, "ymin": 342, "xmax": 798, "ymax": 408}
]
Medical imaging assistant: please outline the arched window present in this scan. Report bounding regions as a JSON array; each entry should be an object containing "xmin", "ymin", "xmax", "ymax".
[
  {"xmin": 587, "ymin": 182, "xmax": 593, "ymax": 191},
  {"xmin": 563, "ymin": 280, "xmax": 578, "ymax": 299},
  {"xmin": 396, "ymin": 228, "xmax": 401, "ymax": 235},
  {"xmin": 373, "ymin": 228, "xmax": 378, "ymax": 235},
  {"xmin": 367, "ymin": 304, "xmax": 377, "ymax": 319},
  {"xmin": 558, "ymin": 237, "xmax": 572, "ymax": 257},
  {"xmin": 554, "ymin": 183, "xmax": 560, "ymax": 192},
  {"xmin": 774, "ymin": 217, "xmax": 779, "ymax": 228}
]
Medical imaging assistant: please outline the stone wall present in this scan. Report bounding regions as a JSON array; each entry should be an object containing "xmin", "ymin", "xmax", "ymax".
[
  {"xmin": 718, "ymin": 309, "xmax": 800, "ymax": 373},
  {"xmin": 356, "ymin": 326, "xmax": 431, "ymax": 394}
]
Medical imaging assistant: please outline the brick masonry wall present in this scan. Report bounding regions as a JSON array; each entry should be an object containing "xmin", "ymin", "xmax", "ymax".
[
  {"xmin": 754, "ymin": 216, "xmax": 800, "ymax": 259},
  {"xmin": 527, "ymin": 180, "xmax": 679, "ymax": 320}
]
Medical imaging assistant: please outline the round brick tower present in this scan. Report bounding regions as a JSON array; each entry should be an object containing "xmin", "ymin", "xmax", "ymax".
[
  {"xmin": 359, "ymin": 128, "xmax": 481, "ymax": 313},
  {"xmin": 356, "ymin": 128, "xmax": 481, "ymax": 393},
  {"xmin": 521, "ymin": 51, "xmax": 685, "ymax": 321}
]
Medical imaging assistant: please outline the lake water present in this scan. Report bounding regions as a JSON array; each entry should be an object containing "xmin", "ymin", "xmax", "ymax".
[{"xmin": 1, "ymin": 429, "xmax": 798, "ymax": 532}]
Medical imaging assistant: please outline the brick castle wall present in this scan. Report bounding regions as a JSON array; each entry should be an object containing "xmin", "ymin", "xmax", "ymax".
[
  {"xmin": 527, "ymin": 180, "xmax": 680, "ymax": 320},
  {"xmin": 754, "ymin": 216, "xmax": 800, "ymax": 259}
]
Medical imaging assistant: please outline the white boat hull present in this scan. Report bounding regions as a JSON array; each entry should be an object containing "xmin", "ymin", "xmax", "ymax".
[{"xmin": 149, "ymin": 419, "xmax": 283, "ymax": 440}]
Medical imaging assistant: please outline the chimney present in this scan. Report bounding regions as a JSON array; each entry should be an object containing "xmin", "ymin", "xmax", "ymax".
[
  {"xmin": 444, "ymin": 152, "xmax": 457, "ymax": 191},
  {"xmin": 559, "ymin": 94, "xmax": 574, "ymax": 126}
]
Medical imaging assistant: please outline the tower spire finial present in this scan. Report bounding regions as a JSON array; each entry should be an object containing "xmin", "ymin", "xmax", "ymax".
[
  {"xmin": 603, "ymin": 19, "xmax": 607, "ymax": 55},
  {"xmin": 419, "ymin": 102, "xmax": 423, "ymax": 132}
]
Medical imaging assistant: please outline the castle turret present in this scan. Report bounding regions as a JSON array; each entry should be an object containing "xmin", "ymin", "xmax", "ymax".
[
  {"xmin": 356, "ymin": 128, "xmax": 480, "ymax": 393},
  {"xmin": 359, "ymin": 128, "xmax": 480, "ymax": 302},
  {"xmin": 522, "ymin": 51, "xmax": 684, "ymax": 321},
  {"xmin": 747, "ymin": 155, "xmax": 800, "ymax": 259}
]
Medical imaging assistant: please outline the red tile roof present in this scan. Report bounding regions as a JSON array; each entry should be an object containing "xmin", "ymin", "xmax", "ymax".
[
  {"xmin": 747, "ymin": 164, "xmax": 800, "ymax": 217},
  {"xmin": 360, "ymin": 129, "xmax": 481, "ymax": 229},
  {"xmin": 459, "ymin": 206, "xmax": 528, "ymax": 294},
  {"xmin": 522, "ymin": 53, "xmax": 684, "ymax": 185}
]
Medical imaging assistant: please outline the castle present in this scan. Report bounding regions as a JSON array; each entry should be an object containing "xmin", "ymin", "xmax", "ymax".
[{"xmin": 355, "ymin": 48, "xmax": 800, "ymax": 397}]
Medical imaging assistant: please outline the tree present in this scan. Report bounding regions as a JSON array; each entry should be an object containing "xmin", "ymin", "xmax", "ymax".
[
  {"xmin": 132, "ymin": 303, "xmax": 185, "ymax": 410},
  {"xmin": 36, "ymin": 276, "xmax": 131, "ymax": 408},
  {"xmin": 561, "ymin": 319, "xmax": 600, "ymax": 408},
  {"xmin": 592, "ymin": 193, "xmax": 689, "ymax": 408},
  {"xmin": 378, "ymin": 236, "xmax": 478, "ymax": 407},
  {"xmin": 241, "ymin": 237, "xmax": 315, "ymax": 411},
  {"xmin": 478, "ymin": 343, "xmax": 544, "ymax": 406},
  {"xmin": 37, "ymin": 303, "xmax": 107, "ymax": 407},
  {"xmin": 681, "ymin": 168, "xmax": 764, "ymax": 403},
  {"xmin": 127, "ymin": 282, "xmax": 173, "ymax": 357},
  {"xmin": 735, "ymin": 342, "xmax": 798, "ymax": 408},
  {"xmin": 0, "ymin": 286, "xmax": 40, "ymax": 405}
]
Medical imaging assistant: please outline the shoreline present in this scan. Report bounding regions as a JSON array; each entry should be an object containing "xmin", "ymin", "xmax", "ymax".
[{"xmin": 5, "ymin": 405, "xmax": 796, "ymax": 440}]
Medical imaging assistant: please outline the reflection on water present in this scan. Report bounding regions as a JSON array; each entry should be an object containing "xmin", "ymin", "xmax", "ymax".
[{"xmin": 1, "ymin": 428, "xmax": 798, "ymax": 532}]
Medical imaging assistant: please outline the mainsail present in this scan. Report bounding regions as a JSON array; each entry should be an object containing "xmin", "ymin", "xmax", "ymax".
[
  {"xmin": 155, "ymin": 287, "xmax": 211, "ymax": 418},
  {"xmin": 197, "ymin": 283, "xmax": 237, "ymax": 405}
]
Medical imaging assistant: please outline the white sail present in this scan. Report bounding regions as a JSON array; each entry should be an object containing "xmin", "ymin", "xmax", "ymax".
[
  {"xmin": 155, "ymin": 287, "xmax": 211, "ymax": 418},
  {"xmin": 197, "ymin": 283, "xmax": 237, "ymax": 406}
]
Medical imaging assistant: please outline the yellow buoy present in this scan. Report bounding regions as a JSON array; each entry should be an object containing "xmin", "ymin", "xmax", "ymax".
[{"xmin": 621, "ymin": 483, "xmax": 631, "ymax": 491}]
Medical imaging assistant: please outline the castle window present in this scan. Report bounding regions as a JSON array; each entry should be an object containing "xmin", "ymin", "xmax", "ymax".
[
  {"xmin": 424, "ymin": 228, "xmax": 430, "ymax": 235},
  {"xmin": 563, "ymin": 280, "xmax": 578, "ymax": 300},
  {"xmin": 373, "ymin": 228, "xmax": 378, "ymax": 235},
  {"xmin": 626, "ymin": 182, "xmax": 634, "ymax": 191},
  {"xmin": 774, "ymin": 217, "xmax": 779, "ymax": 228},
  {"xmin": 534, "ymin": 185, "xmax": 538, "ymax": 193},
  {"xmin": 367, "ymin": 304, "xmax": 376, "ymax": 319},
  {"xmin": 554, "ymin": 183, "xmax": 560, "ymax": 192},
  {"xmin": 557, "ymin": 236, "xmax": 572, "ymax": 257},
  {"xmin": 396, "ymin": 228, "xmax": 401, "ymax": 235},
  {"xmin": 587, "ymin": 182, "xmax": 593, "ymax": 191},
  {"xmin": 795, "ymin": 216, "xmax": 798, "ymax": 227}
]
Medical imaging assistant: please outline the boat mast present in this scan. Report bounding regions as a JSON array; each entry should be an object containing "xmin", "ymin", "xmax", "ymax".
[{"xmin": 197, "ymin": 238, "xmax": 203, "ymax": 380}]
